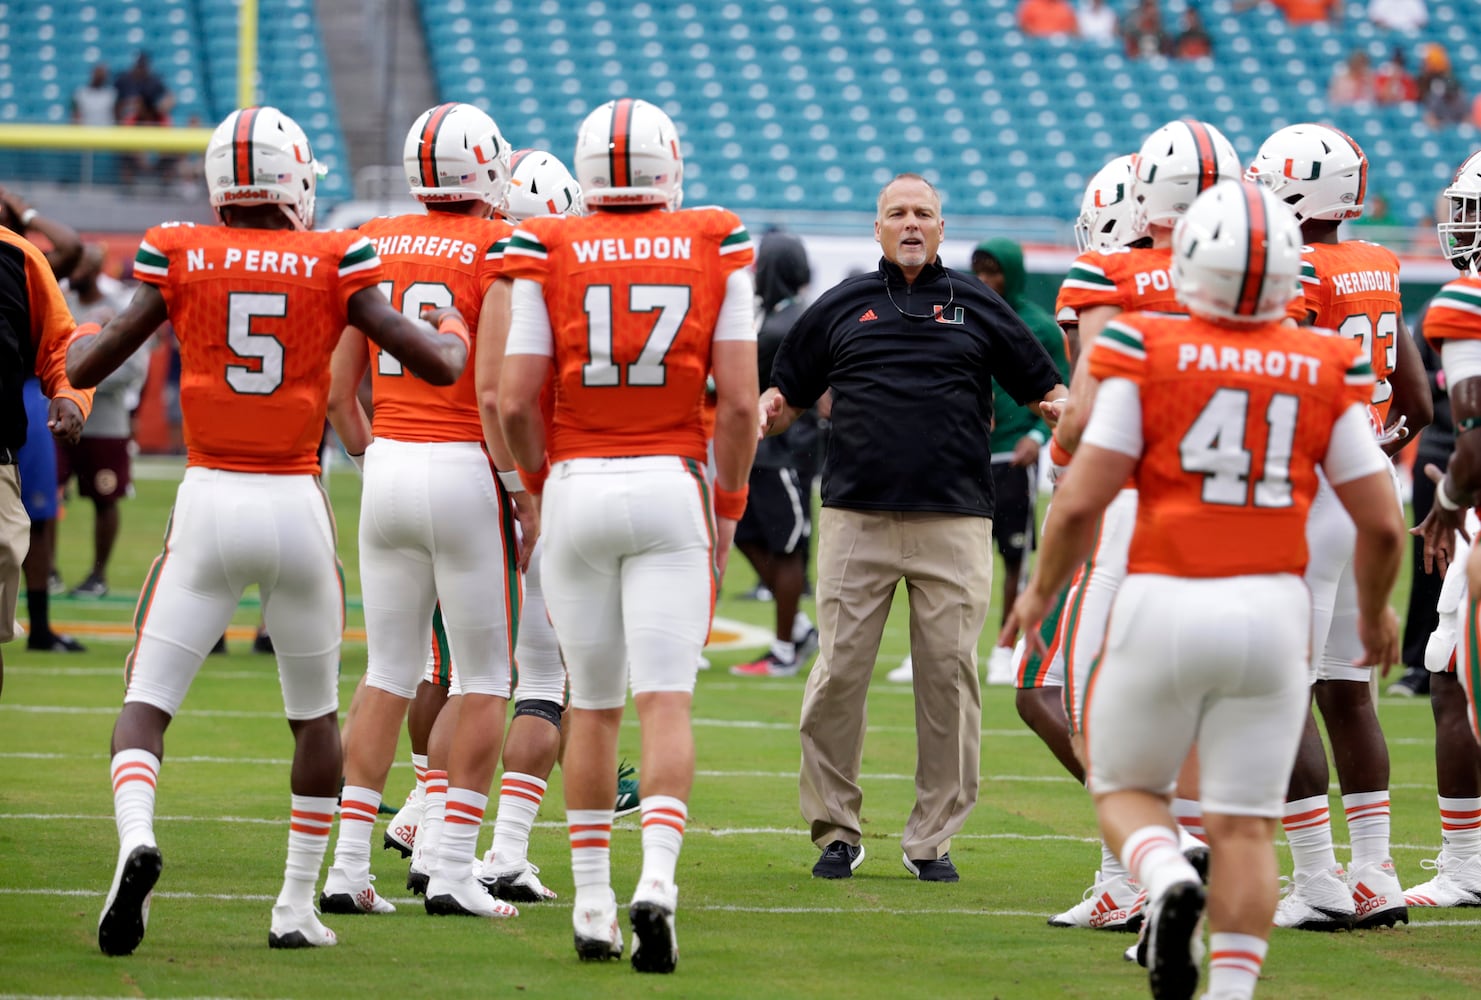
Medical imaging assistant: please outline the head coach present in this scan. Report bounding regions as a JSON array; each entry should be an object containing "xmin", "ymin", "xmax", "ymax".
[{"xmin": 759, "ymin": 173, "xmax": 1067, "ymax": 883}]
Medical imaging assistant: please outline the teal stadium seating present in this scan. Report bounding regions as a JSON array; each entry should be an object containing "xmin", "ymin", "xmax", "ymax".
[
  {"xmin": 419, "ymin": 0, "xmax": 1481, "ymax": 228},
  {"xmin": 0, "ymin": 0, "xmax": 348, "ymax": 204}
]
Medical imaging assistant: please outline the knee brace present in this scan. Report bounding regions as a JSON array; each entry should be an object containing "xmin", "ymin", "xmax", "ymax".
[{"xmin": 513, "ymin": 698, "xmax": 564, "ymax": 730}]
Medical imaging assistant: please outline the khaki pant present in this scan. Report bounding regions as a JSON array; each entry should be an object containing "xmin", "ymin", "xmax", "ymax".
[
  {"xmin": 0, "ymin": 465, "xmax": 29, "ymax": 642},
  {"xmin": 799, "ymin": 507, "xmax": 992, "ymax": 860}
]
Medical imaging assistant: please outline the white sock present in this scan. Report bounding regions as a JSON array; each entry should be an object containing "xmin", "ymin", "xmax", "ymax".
[
  {"xmin": 792, "ymin": 611, "xmax": 813, "ymax": 643},
  {"xmin": 1121, "ymin": 825, "xmax": 1199, "ymax": 902},
  {"xmin": 411, "ymin": 752, "xmax": 429, "ymax": 800},
  {"xmin": 278, "ymin": 794, "xmax": 335, "ymax": 910},
  {"xmin": 639, "ymin": 795, "xmax": 688, "ymax": 887},
  {"xmin": 1439, "ymin": 795, "xmax": 1481, "ymax": 858},
  {"xmin": 110, "ymin": 749, "xmax": 160, "ymax": 851},
  {"xmin": 1342, "ymin": 790, "xmax": 1392, "ymax": 868},
  {"xmin": 415, "ymin": 769, "xmax": 447, "ymax": 876},
  {"xmin": 489, "ymin": 771, "xmax": 546, "ymax": 868},
  {"xmin": 330, "ymin": 785, "xmax": 380, "ymax": 884},
  {"xmin": 770, "ymin": 639, "xmax": 797, "ymax": 662},
  {"xmin": 1283, "ymin": 794, "xmax": 1339, "ymax": 876},
  {"xmin": 1207, "ymin": 932, "xmax": 1266, "ymax": 999},
  {"xmin": 436, "ymin": 787, "xmax": 487, "ymax": 879},
  {"xmin": 569, "ymin": 808, "xmax": 613, "ymax": 909},
  {"xmin": 1101, "ymin": 839, "xmax": 1133, "ymax": 883},
  {"xmin": 1171, "ymin": 798, "xmax": 1206, "ymax": 843}
]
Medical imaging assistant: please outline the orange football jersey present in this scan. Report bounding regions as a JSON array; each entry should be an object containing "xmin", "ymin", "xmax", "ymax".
[
  {"xmin": 1298, "ymin": 240, "xmax": 1402, "ymax": 421},
  {"xmin": 1418, "ymin": 275, "xmax": 1481, "ymax": 350},
  {"xmin": 501, "ymin": 207, "xmax": 753, "ymax": 463},
  {"xmin": 1056, "ymin": 246, "xmax": 1180, "ymax": 329},
  {"xmin": 357, "ymin": 212, "xmax": 511, "ymax": 443},
  {"xmin": 1088, "ymin": 313, "xmax": 1374, "ymax": 577},
  {"xmin": 134, "ymin": 222, "xmax": 382, "ymax": 474}
]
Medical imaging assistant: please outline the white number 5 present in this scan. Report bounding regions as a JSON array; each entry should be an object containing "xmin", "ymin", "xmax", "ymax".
[{"xmin": 226, "ymin": 291, "xmax": 286, "ymax": 395}]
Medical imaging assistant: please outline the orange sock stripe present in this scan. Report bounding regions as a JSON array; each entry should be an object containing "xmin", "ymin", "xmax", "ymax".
[
  {"xmin": 502, "ymin": 787, "xmax": 544, "ymax": 805},
  {"xmin": 445, "ymin": 813, "xmax": 481, "ymax": 825},
  {"xmin": 569, "ymin": 823, "xmax": 612, "ymax": 834},
  {"xmin": 1440, "ymin": 807, "xmax": 1481, "ymax": 819},
  {"xmin": 570, "ymin": 838, "xmax": 610, "ymax": 850},
  {"xmin": 445, "ymin": 802, "xmax": 485, "ymax": 821},
  {"xmin": 502, "ymin": 778, "xmax": 547, "ymax": 797},
  {"xmin": 643, "ymin": 806, "xmax": 687, "ymax": 820},
  {"xmin": 291, "ymin": 810, "xmax": 334, "ymax": 824},
  {"xmin": 112, "ymin": 773, "xmax": 157, "ymax": 792},
  {"xmin": 289, "ymin": 822, "xmax": 332, "ymax": 835},
  {"xmin": 1283, "ymin": 816, "xmax": 1332, "ymax": 831},
  {"xmin": 1345, "ymin": 804, "xmax": 1391, "ymax": 820},
  {"xmin": 1283, "ymin": 806, "xmax": 1329, "ymax": 824},
  {"xmin": 1127, "ymin": 835, "xmax": 1175, "ymax": 874},
  {"xmin": 1442, "ymin": 820, "xmax": 1481, "ymax": 830},
  {"xmin": 642, "ymin": 815, "xmax": 687, "ymax": 833}
]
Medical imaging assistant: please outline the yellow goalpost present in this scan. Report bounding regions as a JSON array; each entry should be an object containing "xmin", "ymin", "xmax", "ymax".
[{"xmin": 0, "ymin": 0, "xmax": 258, "ymax": 155}]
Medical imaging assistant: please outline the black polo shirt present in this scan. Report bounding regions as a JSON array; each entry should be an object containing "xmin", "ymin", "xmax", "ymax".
[{"xmin": 770, "ymin": 257, "xmax": 1060, "ymax": 517}]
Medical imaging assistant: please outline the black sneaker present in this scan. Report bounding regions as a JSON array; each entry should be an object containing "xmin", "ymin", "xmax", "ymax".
[
  {"xmin": 209, "ymin": 634, "xmax": 228, "ymax": 656},
  {"xmin": 902, "ymin": 851, "xmax": 960, "ymax": 882},
  {"xmin": 70, "ymin": 575, "xmax": 109, "ymax": 599},
  {"xmin": 253, "ymin": 629, "xmax": 275, "ymax": 655},
  {"xmin": 1147, "ymin": 880, "xmax": 1206, "ymax": 1000},
  {"xmin": 28, "ymin": 632, "xmax": 86, "ymax": 652},
  {"xmin": 1387, "ymin": 666, "xmax": 1429, "ymax": 697},
  {"xmin": 812, "ymin": 840, "xmax": 864, "ymax": 879}
]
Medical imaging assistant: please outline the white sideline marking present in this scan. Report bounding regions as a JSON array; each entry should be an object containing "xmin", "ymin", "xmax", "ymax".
[{"xmin": 2, "ymin": 887, "xmax": 1478, "ymax": 928}]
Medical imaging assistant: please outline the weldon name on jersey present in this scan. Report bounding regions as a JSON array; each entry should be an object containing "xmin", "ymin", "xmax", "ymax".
[{"xmin": 571, "ymin": 236, "xmax": 693, "ymax": 263}]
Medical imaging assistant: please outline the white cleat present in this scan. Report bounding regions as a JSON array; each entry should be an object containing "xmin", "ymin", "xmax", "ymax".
[
  {"xmin": 319, "ymin": 868, "xmax": 396, "ymax": 915},
  {"xmin": 1048, "ymin": 870, "xmax": 1145, "ymax": 932},
  {"xmin": 573, "ymin": 889, "xmax": 623, "ymax": 961},
  {"xmin": 1405, "ymin": 854, "xmax": 1481, "ymax": 908},
  {"xmin": 1348, "ymin": 860, "xmax": 1409, "ymax": 928},
  {"xmin": 383, "ymin": 794, "xmax": 422, "ymax": 858},
  {"xmin": 886, "ymin": 656, "xmax": 913, "ymax": 683},
  {"xmin": 1272, "ymin": 867, "xmax": 1354, "ymax": 931},
  {"xmin": 985, "ymin": 645, "xmax": 1016, "ymax": 686},
  {"xmin": 268, "ymin": 904, "xmax": 338, "ymax": 949},
  {"xmin": 425, "ymin": 871, "xmax": 518, "ymax": 918},
  {"xmin": 479, "ymin": 854, "xmax": 558, "ymax": 903},
  {"xmin": 98, "ymin": 842, "xmax": 163, "ymax": 956},
  {"xmin": 629, "ymin": 878, "xmax": 679, "ymax": 974}
]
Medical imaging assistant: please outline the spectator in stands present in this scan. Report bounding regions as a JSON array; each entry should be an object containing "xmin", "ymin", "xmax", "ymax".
[
  {"xmin": 1329, "ymin": 50, "xmax": 1377, "ymax": 105},
  {"xmin": 1120, "ymin": 0, "xmax": 1171, "ymax": 58},
  {"xmin": 1369, "ymin": 0, "xmax": 1427, "ymax": 32},
  {"xmin": 1473, "ymin": 94, "xmax": 1481, "ymax": 131},
  {"xmin": 72, "ymin": 64, "xmax": 117, "ymax": 127},
  {"xmin": 113, "ymin": 52, "xmax": 172, "ymax": 126},
  {"xmin": 1019, "ymin": 0, "xmax": 1079, "ymax": 36},
  {"xmin": 59, "ymin": 245, "xmax": 151, "ymax": 600},
  {"xmin": 1272, "ymin": 0, "xmax": 1342, "ymax": 24},
  {"xmin": 1077, "ymin": 0, "xmax": 1118, "ymax": 42},
  {"xmin": 1419, "ymin": 43, "xmax": 1467, "ymax": 127},
  {"xmin": 1375, "ymin": 46, "xmax": 1419, "ymax": 104},
  {"xmin": 1171, "ymin": 7, "xmax": 1214, "ymax": 58}
]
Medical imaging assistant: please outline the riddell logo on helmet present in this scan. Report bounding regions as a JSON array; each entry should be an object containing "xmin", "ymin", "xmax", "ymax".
[{"xmin": 220, "ymin": 188, "xmax": 273, "ymax": 202}]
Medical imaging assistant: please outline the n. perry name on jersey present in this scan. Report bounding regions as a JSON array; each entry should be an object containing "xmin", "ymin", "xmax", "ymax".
[{"xmin": 185, "ymin": 246, "xmax": 322, "ymax": 276}]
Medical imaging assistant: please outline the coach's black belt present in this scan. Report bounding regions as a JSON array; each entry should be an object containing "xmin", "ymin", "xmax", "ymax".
[{"xmin": 0, "ymin": 447, "xmax": 18, "ymax": 465}]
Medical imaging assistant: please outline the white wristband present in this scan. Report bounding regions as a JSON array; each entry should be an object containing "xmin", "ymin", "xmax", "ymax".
[
  {"xmin": 18, "ymin": 208, "xmax": 37, "ymax": 228},
  {"xmin": 497, "ymin": 468, "xmax": 525, "ymax": 493},
  {"xmin": 1436, "ymin": 477, "xmax": 1464, "ymax": 512}
]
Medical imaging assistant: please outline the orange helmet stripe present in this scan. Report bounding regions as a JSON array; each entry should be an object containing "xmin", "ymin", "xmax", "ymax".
[
  {"xmin": 609, "ymin": 98, "xmax": 634, "ymax": 189},
  {"xmin": 1237, "ymin": 183, "xmax": 1269, "ymax": 317},
  {"xmin": 233, "ymin": 107, "xmax": 259, "ymax": 186},
  {"xmin": 418, "ymin": 103, "xmax": 457, "ymax": 188},
  {"xmin": 1184, "ymin": 120, "xmax": 1220, "ymax": 195},
  {"xmin": 1329, "ymin": 125, "xmax": 1368, "ymax": 209}
]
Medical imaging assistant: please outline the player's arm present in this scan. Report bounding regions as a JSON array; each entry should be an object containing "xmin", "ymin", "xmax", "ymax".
[
  {"xmin": 1416, "ymin": 346, "xmax": 1481, "ymax": 574},
  {"xmin": 759, "ymin": 386, "xmax": 805, "ymax": 438},
  {"xmin": 712, "ymin": 269, "xmax": 761, "ymax": 578},
  {"xmin": 25, "ymin": 247, "xmax": 92, "ymax": 443},
  {"xmin": 1379, "ymin": 315, "xmax": 1432, "ymax": 456},
  {"xmin": 346, "ymin": 286, "xmax": 467, "ymax": 387},
  {"xmin": 474, "ymin": 276, "xmax": 539, "ymax": 568},
  {"xmin": 66, "ymin": 281, "xmax": 166, "ymax": 391},
  {"xmin": 327, "ymin": 326, "xmax": 372, "ymax": 467},
  {"xmin": 1001, "ymin": 375, "xmax": 1138, "ymax": 651},
  {"xmin": 498, "ymin": 278, "xmax": 553, "ymax": 494},
  {"xmin": 1326, "ymin": 403, "xmax": 1405, "ymax": 668},
  {"xmin": 1055, "ymin": 303, "xmax": 1120, "ymax": 452},
  {"xmin": 2, "ymin": 188, "xmax": 82, "ymax": 277}
]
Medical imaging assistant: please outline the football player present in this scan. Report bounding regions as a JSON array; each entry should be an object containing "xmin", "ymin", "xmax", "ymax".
[
  {"xmin": 68, "ymin": 106, "xmax": 470, "ymax": 955},
  {"xmin": 1005, "ymin": 179, "xmax": 1403, "ymax": 1000},
  {"xmin": 321, "ymin": 102, "xmax": 532, "ymax": 919},
  {"xmin": 1246, "ymin": 123, "xmax": 1431, "ymax": 931},
  {"xmin": 500, "ymin": 98, "xmax": 757, "ymax": 972},
  {"xmin": 1046, "ymin": 121, "xmax": 1243, "ymax": 932}
]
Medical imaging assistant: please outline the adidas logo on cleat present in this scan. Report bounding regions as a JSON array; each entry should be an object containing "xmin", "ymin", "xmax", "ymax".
[{"xmin": 1089, "ymin": 894, "xmax": 1133, "ymax": 930}]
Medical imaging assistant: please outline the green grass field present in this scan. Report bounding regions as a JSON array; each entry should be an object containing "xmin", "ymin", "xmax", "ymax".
[{"xmin": 3, "ymin": 458, "xmax": 1479, "ymax": 998}]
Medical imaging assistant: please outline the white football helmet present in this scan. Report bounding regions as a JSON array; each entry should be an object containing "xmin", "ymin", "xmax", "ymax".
[
  {"xmin": 1172, "ymin": 180, "xmax": 1304, "ymax": 323},
  {"xmin": 574, "ymin": 98, "xmax": 683, "ymax": 209},
  {"xmin": 403, "ymin": 102, "xmax": 511, "ymax": 209},
  {"xmin": 1439, "ymin": 151, "xmax": 1481, "ymax": 273},
  {"xmin": 1075, "ymin": 155, "xmax": 1144, "ymax": 252},
  {"xmin": 1132, "ymin": 119, "xmax": 1242, "ymax": 232},
  {"xmin": 502, "ymin": 149, "xmax": 584, "ymax": 221},
  {"xmin": 1245, "ymin": 123, "xmax": 1367, "ymax": 222},
  {"xmin": 205, "ymin": 106, "xmax": 321, "ymax": 230}
]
